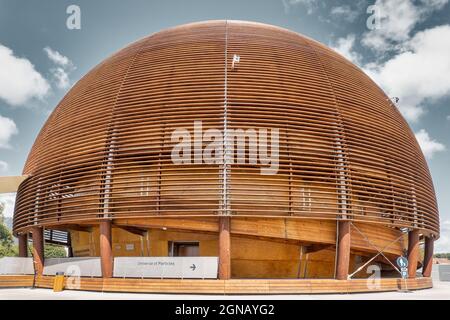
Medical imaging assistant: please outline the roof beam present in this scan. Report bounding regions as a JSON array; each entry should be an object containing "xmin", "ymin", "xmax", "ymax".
[{"xmin": 0, "ymin": 175, "xmax": 29, "ymax": 193}]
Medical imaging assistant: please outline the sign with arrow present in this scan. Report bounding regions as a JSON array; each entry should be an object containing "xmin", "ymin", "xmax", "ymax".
[{"xmin": 113, "ymin": 257, "xmax": 218, "ymax": 279}]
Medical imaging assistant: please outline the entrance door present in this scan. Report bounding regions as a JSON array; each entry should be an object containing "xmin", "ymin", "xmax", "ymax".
[{"xmin": 169, "ymin": 241, "xmax": 199, "ymax": 257}]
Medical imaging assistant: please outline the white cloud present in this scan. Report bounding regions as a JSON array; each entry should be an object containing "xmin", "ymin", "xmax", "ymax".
[
  {"xmin": 436, "ymin": 220, "xmax": 450, "ymax": 253},
  {"xmin": 0, "ymin": 161, "xmax": 8, "ymax": 173},
  {"xmin": 282, "ymin": 0, "xmax": 317, "ymax": 14},
  {"xmin": 44, "ymin": 47, "xmax": 74, "ymax": 90},
  {"xmin": 447, "ymin": 115, "xmax": 450, "ymax": 121},
  {"xmin": 361, "ymin": 0, "xmax": 448, "ymax": 52},
  {"xmin": 364, "ymin": 25, "xmax": 450, "ymax": 122},
  {"xmin": 330, "ymin": 5, "xmax": 359, "ymax": 22},
  {"xmin": 44, "ymin": 47, "xmax": 71, "ymax": 67},
  {"xmin": 419, "ymin": 0, "xmax": 449, "ymax": 11},
  {"xmin": 0, "ymin": 193, "xmax": 15, "ymax": 218},
  {"xmin": 50, "ymin": 67, "xmax": 70, "ymax": 89},
  {"xmin": 0, "ymin": 114, "xmax": 18, "ymax": 149},
  {"xmin": 331, "ymin": 34, "xmax": 362, "ymax": 65},
  {"xmin": 415, "ymin": 129, "xmax": 446, "ymax": 159},
  {"xmin": 0, "ymin": 44, "xmax": 50, "ymax": 106}
]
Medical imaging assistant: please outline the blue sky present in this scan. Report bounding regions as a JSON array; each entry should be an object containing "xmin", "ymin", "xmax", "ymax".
[{"xmin": 0, "ymin": 0, "xmax": 449, "ymax": 251}]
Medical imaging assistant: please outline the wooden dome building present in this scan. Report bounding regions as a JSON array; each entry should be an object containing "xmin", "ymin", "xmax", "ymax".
[{"xmin": 12, "ymin": 21, "xmax": 438, "ymax": 291}]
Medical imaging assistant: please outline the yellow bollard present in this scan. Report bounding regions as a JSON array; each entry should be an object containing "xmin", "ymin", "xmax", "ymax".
[{"xmin": 53, "ymin": 272, "xmax": 65, "ymax": 292}]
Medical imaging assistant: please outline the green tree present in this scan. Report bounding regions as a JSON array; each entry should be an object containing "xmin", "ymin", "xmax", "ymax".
[
  {"xmin": 44, "ymin": 244, "xmax": 67, "ymax": 258},
  {"xmin": 0, "ymin": 203, "xmax": 17, "ymax": 257},
  {"xmin": 1, "ymin": 203, "xmax": 67, "ymax": 258},
  {"xmin": 25, "ymin": 243, "xmax": 67, "ymax": 258}
]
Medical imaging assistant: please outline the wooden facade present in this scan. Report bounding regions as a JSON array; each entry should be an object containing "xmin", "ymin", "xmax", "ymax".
[
  {"xmin": 11, "ymin": 21, "xmax": 439, "ymax": 288},
  {"xmin": 65, "ymin": 218, "xmax": 407, "ymax": 279}
]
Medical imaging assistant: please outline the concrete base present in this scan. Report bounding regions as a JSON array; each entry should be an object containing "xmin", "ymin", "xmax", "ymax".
[{"xmin": 0, "ymin": 275, "xmax": 433, "ymax": 294}]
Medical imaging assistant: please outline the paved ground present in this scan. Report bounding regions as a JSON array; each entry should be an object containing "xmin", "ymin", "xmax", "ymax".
[{"xmin": 0, "ymin": 280, "xmax": 449, "ymax": 300}]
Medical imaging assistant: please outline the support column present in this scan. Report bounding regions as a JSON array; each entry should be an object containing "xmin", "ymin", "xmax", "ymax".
[
  {"xmin": 336, "ymin": 220, "xmax": 351, "ymax": 280},
  {"xmin": 218, "ymin": 216, "xmax": 231, "ymax": 280},
  {"xmin": 408, "ymin": 229, "xmax": 420, "ymax": 279},
  {"xmin": 422, "ymin": 236, "xmax": 434, "ymax": 278},
  {"xmin": 67, "ymin": 231, "xmax": 74, "ymax": 258},
  {"xmin": 100, "ymin": 220, "xmax": 113, "ymax": 278},
  {"xmin": 18, "ymin": 233, "xmax": 28, "ymax": 257},
  {"xmin": 31, "ymin": 227, "xmax": 44, "ymax": 276}
]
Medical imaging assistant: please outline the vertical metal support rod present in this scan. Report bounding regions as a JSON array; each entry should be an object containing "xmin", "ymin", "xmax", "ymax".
[{"xmin": 221, "ymin": 21, "xmax": 231, "ymax": 217}]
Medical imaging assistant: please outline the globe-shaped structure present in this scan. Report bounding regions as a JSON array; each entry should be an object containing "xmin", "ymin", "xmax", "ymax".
[{"xmin": 13, "ymin": 21, "xmax": 439, "ymax": 280}]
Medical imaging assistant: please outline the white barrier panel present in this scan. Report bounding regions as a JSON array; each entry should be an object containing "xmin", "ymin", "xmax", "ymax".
[
  {"xmin": 0, "ymin": 257, "xmax": 34, "ymax": 275},
  {"xmin": 43, "ymin": 257, "xmax": 102, "ymax": 277},
  {"xmin": 113, "ymin": 257, "xmax": 218, "ymax": 279},
  {"xmin": 438, "ymin": 264, "xmax": 450, "ymax": 281},
  {"xmin": 432, "ymin": 264, "xmax": 440, "ymax": 281}
]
